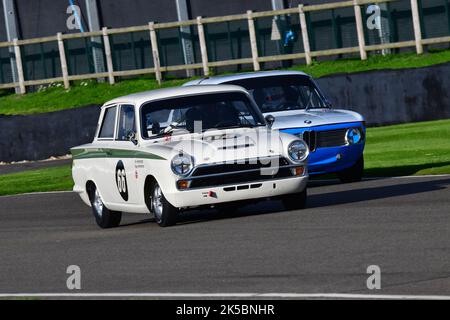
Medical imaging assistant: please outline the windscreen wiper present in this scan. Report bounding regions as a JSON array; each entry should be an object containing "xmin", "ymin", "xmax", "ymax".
[{"xmin": 202, "ymin": 124, "xmax": 255, "ymax": 132}]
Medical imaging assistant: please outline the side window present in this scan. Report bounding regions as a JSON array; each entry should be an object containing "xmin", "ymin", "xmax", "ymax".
[
  {"xmin": 117, "ymin": 105, "xmax": 136, "ymax": 141},
  {"xmin": 98, "ymin": 106, "xmax": 117, "ymax": 138}
]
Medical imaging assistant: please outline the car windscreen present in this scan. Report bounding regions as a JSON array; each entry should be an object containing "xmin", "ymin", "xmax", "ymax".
[
  {"xmin": 225, "ymin": 75, "xmax": 328, "ymax": 113},
  {"xmin": 140, "ymin": 92, "xmax": 266, "ymax": 139}
]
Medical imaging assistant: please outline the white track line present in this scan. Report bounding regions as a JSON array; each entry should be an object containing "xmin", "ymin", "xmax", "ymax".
[{"xmin": 0, "ymin": 293, "xmax": 449, "ymax": 299}]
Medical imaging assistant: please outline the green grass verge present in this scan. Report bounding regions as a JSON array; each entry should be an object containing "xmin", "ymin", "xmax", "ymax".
[
  {"xmin": 364, "ymin": 119, "xmax": 450, "ymax": 176},
  {"xmin": 1, "ymin": 119, "xmax": 449, "ymax": 196},
  {"xmin": 290, "ymin": 48, "xmax": 450, "ymax": 78},
  {"xmin": 0, "ymin": 77, "xmax": 187, "ymax": 115},
  {"xmin": 0, "ymin": 165, "xmax": 73, "ymax": 196},
  {"xmin": 1, "ymin": 48, "xmax": 450, "ymax": 115}
]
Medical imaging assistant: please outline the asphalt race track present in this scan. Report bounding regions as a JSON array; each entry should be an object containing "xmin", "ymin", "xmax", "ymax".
[{"xmin": 0, "ymin": 176, "xmax": 449, "ymax": 297}]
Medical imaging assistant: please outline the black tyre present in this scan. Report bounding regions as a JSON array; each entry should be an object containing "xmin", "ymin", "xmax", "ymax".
[
  {"xmin": 150, "ymin": 181, "xmax": 178, "ymax": 227},
  {"xmin": 89, "ymin": 185, "xmax": 122, "ymax": 228},
  {"xmin": 281, "ymin": 188, "xmax": 307, "ymax": 211},
  {"xmin": 338, "ymin": 155, "xmax": 364, "ymax": 183}
]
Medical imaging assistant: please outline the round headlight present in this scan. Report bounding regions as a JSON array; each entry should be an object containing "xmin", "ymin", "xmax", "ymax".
[
  {"xmin": 346, "ymin": 128, "xmax": 362, "ymax": 145},
  {"xmin": 288, "ymin": 140, "xmax": 309, "ymax": 162},
  {"xmin": 171, "ymin": 154, "xmax": 194, "ymax": 176}
]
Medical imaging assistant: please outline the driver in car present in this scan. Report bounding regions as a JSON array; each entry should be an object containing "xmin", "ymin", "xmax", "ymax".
[{"xmin": 252, "ymin": 86, "xmax": 300, "ymax": 112}]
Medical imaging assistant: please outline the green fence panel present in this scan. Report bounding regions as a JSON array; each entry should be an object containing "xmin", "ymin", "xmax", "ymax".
[
  {"xmin": 0, "ymin": 47, "xmax": 14, "ymax": 84},
  {"xmin": 109, "ymin": 31, "xmax": 151, "ymax": 72},
  {"xmin": 21, "ymin": 41, "xmax": 60, "ymax": 82},
  {"xmin": 65, "ymin": 37, "xmax": 103, "ymax": 76},
  {"xmin": 420, "ymin": 0, "xmax": 450, "ymax": 39},
  {"xmin": 157, "ymin": 27, "xmax": 185, "ymax": 67}
]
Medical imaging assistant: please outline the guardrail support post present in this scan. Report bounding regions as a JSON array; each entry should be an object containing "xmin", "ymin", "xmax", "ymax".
[
  {"xmin": 57, "ymin": 33, "xmax": 70, "ymax": 89},
  {"xmin": 149, "ymin": 22, "xmax": 162, "ymax": 85},
  {"xmin": 410, "ymin": 0, "xmax": 424, "ymax": 54},
  {"xmin": 13, "ymin": 38, "xmax": 25, "ymax": 94},
  {"xmin": 197, "ymin": 16, "xmax": 209, "ymax": 76},
  {"xmin": 247, "ymin": 10, "xmax": 260, "ymax": 71},
  {"xmin": 353, "ymin": 0, "xmax": 367, "ymax": 60},
  {"xmin": 298, "ymin": 5, "xmax": 312, "ymax": 65},
  {"xmin": 102, "ymin": 27, "xmax": 115, "ymax": 85}
]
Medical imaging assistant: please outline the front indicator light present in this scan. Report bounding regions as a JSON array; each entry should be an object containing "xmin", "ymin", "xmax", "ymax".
[
  {"xmin": 177, "ymin": 180, "xmax": 189, "ymax": 190},
  {"xmin": 291, "ymin": 166, "xmax": 305, "ymax": 176}
]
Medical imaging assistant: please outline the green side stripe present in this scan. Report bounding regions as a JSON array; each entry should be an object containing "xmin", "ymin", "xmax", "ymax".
[{"xmin": 71, "ymin": 148, "xmax": 166, "ymax": 160}]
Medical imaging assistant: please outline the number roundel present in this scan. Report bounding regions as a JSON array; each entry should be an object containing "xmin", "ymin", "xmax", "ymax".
[{"xmin": 115, "ymin": 160, "xmax": 129, "ymax": 201}]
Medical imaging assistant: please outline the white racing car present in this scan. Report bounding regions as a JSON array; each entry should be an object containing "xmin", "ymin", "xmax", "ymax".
[{"xmin": 71, "ymin": 85, "xmax": 309, "ymax": 228}]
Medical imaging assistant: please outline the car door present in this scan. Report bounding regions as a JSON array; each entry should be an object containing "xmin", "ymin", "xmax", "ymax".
[
  {"xmin": 94, "ymin": 105, "xmax": 120, "ymax": 203},
  {"xmin": 107, "ymin": 104, "xmax": 140, "ymax": 205}
]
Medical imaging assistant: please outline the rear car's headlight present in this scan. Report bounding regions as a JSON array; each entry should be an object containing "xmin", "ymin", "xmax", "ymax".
[
  {"xmin": 171, "ymin": 154, "xmax": 194, "ymax": 176},
  {"xmin": 288, "ymin": 140, "xmax": 309, "ymax": 162},
  {"xmin": 345, "ymin": 128, "xmax": 362, "ymax": 145}
]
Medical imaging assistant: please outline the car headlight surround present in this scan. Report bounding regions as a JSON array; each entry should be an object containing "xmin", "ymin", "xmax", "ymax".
[
  {"xmin": 171, "ymin": 154, "xmax": 194, "ymax": 176},
  {"xmin": 345, "ymin": 128, "xmax": 362, "ymax": 145},
  {"xmin": 288, "ymin": 140, "xmax": 309, "ymax": 162}
]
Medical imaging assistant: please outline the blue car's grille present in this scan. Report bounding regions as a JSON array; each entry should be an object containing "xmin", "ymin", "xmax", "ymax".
[
  {"xmin": 317, "ymin": 129, "xmax": 348, "ymax": 148},
  {"xmin": 302, "ymin": 130, "xmax": 318, "ymax": 152},
  {"xmin": 301, "ymin": 127, "xmax": 363, "ymax": 151}
]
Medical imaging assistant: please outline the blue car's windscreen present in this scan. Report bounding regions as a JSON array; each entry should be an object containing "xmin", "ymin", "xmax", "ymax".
[{"xmin": 226, "ymin": 75, "xmax": 328, "ymax": 113}]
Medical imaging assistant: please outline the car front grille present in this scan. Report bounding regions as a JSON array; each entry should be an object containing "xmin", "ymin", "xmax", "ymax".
[
  {"xmin": 185, "ymin": 156, "xmax": 296, "ymax": 189},
  {"xmin": 317, "ymin": 128, "xmax": 348, "ymax": 148},
  {"xmin": 302, "ymin": 130, "xmax": 318, "ymax": 152},
  {"xmin": 301, "ymin": 127, "xmax": 362, "ymax": 151},
  {"xmin": 192, "ymin": 156, "xmax": 290, "ymax": 176}
]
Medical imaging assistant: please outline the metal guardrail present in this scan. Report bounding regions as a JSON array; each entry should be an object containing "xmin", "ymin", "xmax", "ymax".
[{"xmin": 0, "ymin": 0, "xmax": 449, "ymax": 94}]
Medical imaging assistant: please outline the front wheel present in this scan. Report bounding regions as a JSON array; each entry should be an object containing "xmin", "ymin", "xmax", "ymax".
[
  {"xmin": 281, "ymin": 188, "xmax": 307, "ymax": 211},
  {"xmin": 338, "ymin": 155, "xmax": 364, "ymax": 183},
  {"xmin": 89, "ymin": 185, "xmax": 122, "ymax": 228},
  {"xmin": 150, "ymin": 181, "xmax": 178, "ymax": 227}
]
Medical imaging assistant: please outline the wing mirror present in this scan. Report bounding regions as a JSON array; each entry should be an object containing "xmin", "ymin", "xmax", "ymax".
[
  {"xmin": 127, "ymin": 131, "xmax": 138, "ymax": 145},
  {"xmin": 265, "ymin": 115, "xmax": 275, "ymax": 128}
]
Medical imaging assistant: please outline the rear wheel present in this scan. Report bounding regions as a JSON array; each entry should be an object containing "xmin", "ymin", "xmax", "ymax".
[
  {"xmin": 150, "ymin": 181, "xmax": 178, "ymax": 227},
  {"xmin": 281, "ymin": 188, "xmax": 307, "ymax": 211},
  {"xmin": 338, "ymin": 155, "xmax": 364, "ymax": 183},
  {"xmin": 89, "ymin": 185, "xmax": 122, "ymax": 228}
]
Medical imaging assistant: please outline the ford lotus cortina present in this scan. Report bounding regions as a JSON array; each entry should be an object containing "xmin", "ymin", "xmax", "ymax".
[{"xmin": 71, "ymin": 85, "xmax": 309, "ymax": 228}]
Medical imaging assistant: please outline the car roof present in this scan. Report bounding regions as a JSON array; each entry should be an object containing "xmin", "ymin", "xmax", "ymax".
[
  {"xmin": 102, "ymin": 84, "xmax": 248, "ymax": 107},
  {"xmin": 183, "ymin": 70, "xmax": 310, "ymax": 86}
]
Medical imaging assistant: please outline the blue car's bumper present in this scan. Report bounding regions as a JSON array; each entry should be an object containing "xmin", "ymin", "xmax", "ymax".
[{"xmin": 283, "ymin": 122, "xmax": 365, "ymax": 175}]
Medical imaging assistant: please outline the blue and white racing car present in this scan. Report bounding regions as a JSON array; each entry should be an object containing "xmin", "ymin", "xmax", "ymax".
[{"xmin": 185, "ymin": 71, "xmax": 365, "ymax": 182}]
